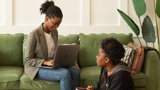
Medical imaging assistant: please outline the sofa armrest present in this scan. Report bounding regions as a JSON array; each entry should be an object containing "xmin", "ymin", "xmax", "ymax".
[{"xmin": 142, "ymin": 48, "xmax": 160, "ymax": 90}]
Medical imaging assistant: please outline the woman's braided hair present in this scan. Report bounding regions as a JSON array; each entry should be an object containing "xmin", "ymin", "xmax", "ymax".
[{"xmin": 40, "ymin": 0, "xmax": 63, "ymax": 18}]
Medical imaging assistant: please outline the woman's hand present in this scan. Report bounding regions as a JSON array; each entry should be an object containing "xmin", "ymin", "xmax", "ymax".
[
  {"xmin": 42, "ymin": 59, "xmax": 54, "ymax": 67},
  {"xmin": 86, "ymin": 85, "xmax": 94, "ymax": 90}
]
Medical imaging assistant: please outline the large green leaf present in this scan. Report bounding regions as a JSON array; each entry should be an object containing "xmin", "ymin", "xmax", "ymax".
[
  {"xmin": 156, "ymin": 0, "xmax": 160, "ymax": 18},
  {"xmin": 142, "ymin": 16, "xmax": 156, "ymax": 43},
  {"xmin": 117, "ymin": 9, "xmax": 140, "ymax": 36},
  {"xmin": 132, "ymin": 0, "xmax": 146, "ymax": 17}
]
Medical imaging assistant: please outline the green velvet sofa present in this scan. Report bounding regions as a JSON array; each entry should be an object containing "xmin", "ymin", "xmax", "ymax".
[{"xmin": 0, "ymin": 33, "xmax": 159, "ymax": 90}]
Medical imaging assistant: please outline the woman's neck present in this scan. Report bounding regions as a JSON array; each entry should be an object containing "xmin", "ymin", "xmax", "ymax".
[{"xmin": 42, "ymin": 23, "xmax": 50, "ymax": 34}]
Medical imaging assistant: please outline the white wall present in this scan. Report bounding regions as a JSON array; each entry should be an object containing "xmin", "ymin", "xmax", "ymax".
[
  {"xmin": 0, "ymin": 0, "xmax": 130, "ymax": 35},
  {"xmin": 0, "ymin": 0, "xmax": 156, "ymax": 36}
]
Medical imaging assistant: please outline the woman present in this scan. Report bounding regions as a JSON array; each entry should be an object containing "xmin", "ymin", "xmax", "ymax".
[
  {"xmin": 77, "ymin": 38, "xmax": 134, "ymax": 90},
  {"xmin": 24, "ymin": 1, "xmax": 80, "ymax": 90}
]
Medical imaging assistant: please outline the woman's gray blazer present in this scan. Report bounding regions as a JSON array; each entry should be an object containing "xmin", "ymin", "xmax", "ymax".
[{"xmin": 24, "ymin": 24, "xmax": 58, "ymax": 80}]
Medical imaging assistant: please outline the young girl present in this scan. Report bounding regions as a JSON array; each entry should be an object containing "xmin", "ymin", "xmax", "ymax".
[{"xmin": 77, "ymin": 38, "xmax": 134, "ymax": 90}]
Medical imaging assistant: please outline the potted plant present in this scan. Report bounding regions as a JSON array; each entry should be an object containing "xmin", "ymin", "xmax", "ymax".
[{"xmin": 117, "ymin": 0, "xmax": 160, "ymax": 51}]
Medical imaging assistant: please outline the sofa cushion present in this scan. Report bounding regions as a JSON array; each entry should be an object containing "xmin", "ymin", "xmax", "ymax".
[
  {"xmin": 132, "ymin": 72, "xmax": 147, "ymax": 87},
  {"xmin": 58, "ymin": 34, "xmax": 79, "ymax": 44},
  {"xmin": 20, "ymin": 73, "xmax": 60, "ymax": 89},
  {"xmin": 0, "ymin": 33, "xmax": 24, "ymax": 67},
  {"xmin": 0, "ymin": 81, "xmax": 20, "ymax": 89},
  {"xmin": 0, "ymin": 66, "xmax": 23, "ymax": 82},
  {"xmin": 79, "ymin": 33, "xmax": 133, "ymax": 68},
  {"xmin": 121, "ymin": 46, "xmax": 134, "ymax": 67},
  {"xmin": 127, "ymin": 43, "xmax": 145, "ymax": 74},
  {"xmin": 80, "ymin": 66, "xmax": 147, "ymax": 88}
]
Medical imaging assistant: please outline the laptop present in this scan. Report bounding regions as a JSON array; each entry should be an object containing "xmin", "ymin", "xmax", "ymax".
[{"xmin": 41, "ymin": 44, "xmax": 79, "ymax": 68}]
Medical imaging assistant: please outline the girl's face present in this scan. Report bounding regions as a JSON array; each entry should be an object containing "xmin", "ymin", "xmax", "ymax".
[
  {"xmin": 45, "ymin": 16, "xmax": 62, "ymax": 32},
  {"xmin": 96, "ymin": 48, "xmax": 108, "ymax": 67}
]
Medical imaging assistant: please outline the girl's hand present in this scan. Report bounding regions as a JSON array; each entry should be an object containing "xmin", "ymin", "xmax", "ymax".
[{"xmin": 86, "ymin": 85, "xmax": 94, "ymax": 90}]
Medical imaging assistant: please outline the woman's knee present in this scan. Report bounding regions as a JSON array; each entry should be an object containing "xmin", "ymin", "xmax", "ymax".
[
  {"xmin": 60, "ymin": 68, "xmax": 71, "ymax": 79},
  {"xmin": 69, "ymin": 67, "xmax": 80, "ymax": 77}
]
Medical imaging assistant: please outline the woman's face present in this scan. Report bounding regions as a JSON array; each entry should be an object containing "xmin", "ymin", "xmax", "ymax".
[
  {"xmin": 96, "ymin": 48, "xmax": 108, "ymax": 67},
  {"xmin": 45, "ymin": 16, "xmax": 62, "ymax": 32}
]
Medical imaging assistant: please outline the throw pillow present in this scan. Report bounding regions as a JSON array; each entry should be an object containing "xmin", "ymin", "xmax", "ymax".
[
  {"xmin": 127, "ymin": 42, "xmax": 144, "ymax": 75},
  {"xmin": 121, "ymin": 45, "xmax": 134, "ymax": 67}
]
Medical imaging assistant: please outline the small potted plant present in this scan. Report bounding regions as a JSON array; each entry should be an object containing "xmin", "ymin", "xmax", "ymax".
[{"xmin": 117, "ymin": 0, "xmax": 160, "ymax": 51}]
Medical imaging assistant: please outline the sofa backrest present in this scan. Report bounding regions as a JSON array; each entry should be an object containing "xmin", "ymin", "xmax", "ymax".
[
  {"xmin": 0, "ymin": 33, "xmax": 24, "ymax": 67},
  {"xmin": 78, "ymin": 33, "xmax": 133, "ymax": 68},
  {"xmin": 22, "ymin": 33, "xmax": 133, "ymax": 68}
]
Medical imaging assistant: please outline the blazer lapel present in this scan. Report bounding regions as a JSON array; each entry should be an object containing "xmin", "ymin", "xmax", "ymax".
[{"xmin": 39, "ymin": 25, "xmax": 48, "ymax": 57}]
